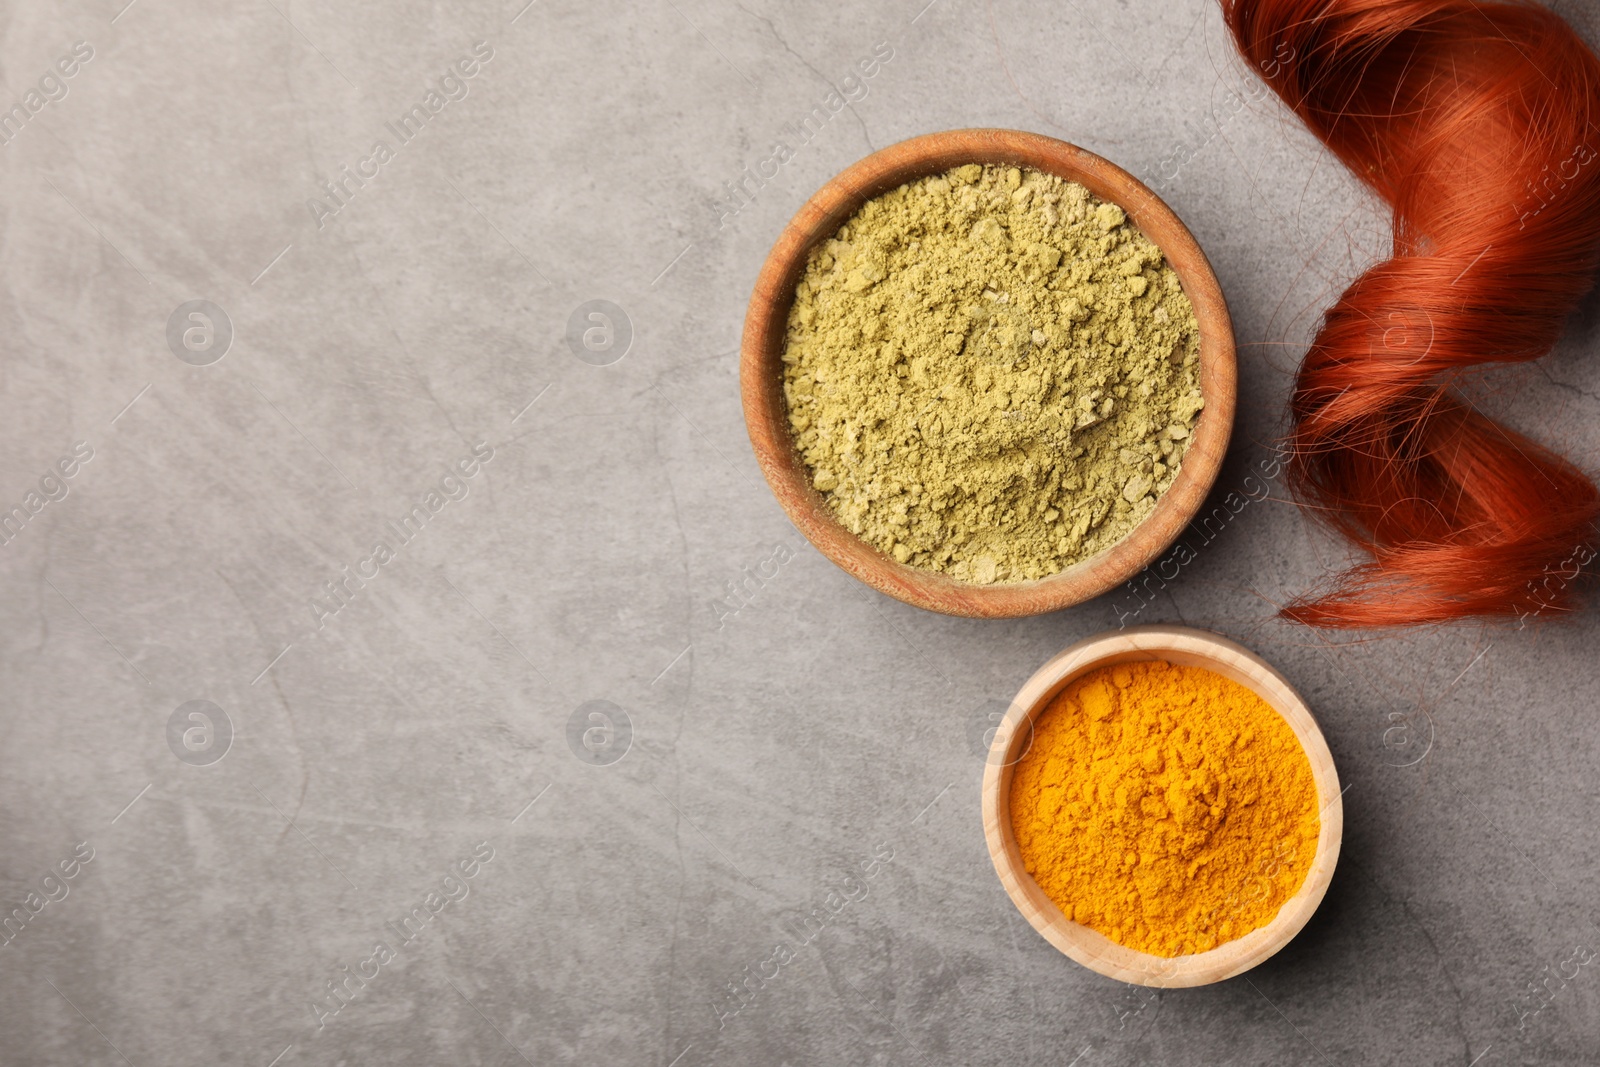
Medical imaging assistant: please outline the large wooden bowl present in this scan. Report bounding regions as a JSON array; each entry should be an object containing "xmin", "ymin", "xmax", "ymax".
[
  {"xmin": 981, "ymin": 625, "xmax": 1342, "ymax": 986},
  {"xmin": 739, "ymin": 129, "xmax": 1236, "ymax": 617}
]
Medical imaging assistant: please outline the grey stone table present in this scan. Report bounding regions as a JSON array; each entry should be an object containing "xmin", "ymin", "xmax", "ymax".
[{"xmin": 2, "ymin": 0, "xmax": 1598, "ymax": 1063}]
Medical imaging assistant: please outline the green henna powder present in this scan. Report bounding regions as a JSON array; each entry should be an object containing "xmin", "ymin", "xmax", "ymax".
[{"xmin": 783, "ymin": 163, "xmax": 1203, "ymax": 584}]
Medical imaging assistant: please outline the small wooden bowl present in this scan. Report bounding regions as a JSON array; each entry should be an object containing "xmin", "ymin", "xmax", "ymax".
[
  {"xmin": 981, "ymin": 625, "xmax": 1342, "ymax": 987},
  {"xmin": 739, "ymin": 129, "xmax": 1236, "ymax": 617}
]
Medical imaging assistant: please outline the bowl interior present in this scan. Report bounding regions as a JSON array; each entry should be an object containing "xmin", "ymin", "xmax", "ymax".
[
  {"xmin": 982, "ymin": 625, "xmax": 1342, "ymax": 987},
  {"xmin": 740, "ymin": 129, "xmax": 1237, "ymax": 618}
]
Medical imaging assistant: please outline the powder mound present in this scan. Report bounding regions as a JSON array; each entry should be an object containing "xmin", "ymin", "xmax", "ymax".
[
  {"xmin": 783, "ymin": 163, "xmax": 1203, "ymax": 583},
  {"xmin": 1008, "ymin": 661, "xmax": 1320, "ymax": 957}
]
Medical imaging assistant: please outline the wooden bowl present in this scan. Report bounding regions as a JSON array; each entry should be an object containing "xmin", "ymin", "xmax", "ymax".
[
  {"xmin": 981, "ymin": 625, "xmax": 1342, "ymax": 987},
  {"xmin": 739, "ymin": 129, "xmax": 1236, "ymax": 617}
]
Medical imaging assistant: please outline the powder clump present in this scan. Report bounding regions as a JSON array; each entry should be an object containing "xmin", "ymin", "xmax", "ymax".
[
  {"xmin": 784, "ymin": 163, "xmax": 1203, "ymax": 583},
  {"xmin": 1008, "ymin": 661, "xmax": 1320, "ymax": 957}
]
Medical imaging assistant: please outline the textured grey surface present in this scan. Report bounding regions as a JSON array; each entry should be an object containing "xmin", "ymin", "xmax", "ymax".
[{"xmin": 3, "ymin": 0, "xmax": 1600, "ymax": 1064}]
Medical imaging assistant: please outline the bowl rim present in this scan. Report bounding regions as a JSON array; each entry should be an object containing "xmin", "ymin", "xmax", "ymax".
[
  {"xmin": 739, "ymin": 128, "xmax": 1238, "ymax": 618},
  {"xmin": 980, "ymin": 624, "xmax": 1343, "ymax": 987}
]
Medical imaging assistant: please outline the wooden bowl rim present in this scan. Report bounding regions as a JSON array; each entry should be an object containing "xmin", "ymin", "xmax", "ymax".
[
  {"xmin": 738, "ymin": 128, "xmax": 1238, "ymax": 618},
  {"xmin": 980, "ymin": 624, "xmax": 1344, "ymax": 987}
]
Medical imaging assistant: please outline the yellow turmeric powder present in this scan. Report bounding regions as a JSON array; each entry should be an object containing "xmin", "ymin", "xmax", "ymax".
[{"xmin": 1009, "ymin": 660, "xmax": 1319, "ymax": 957}]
